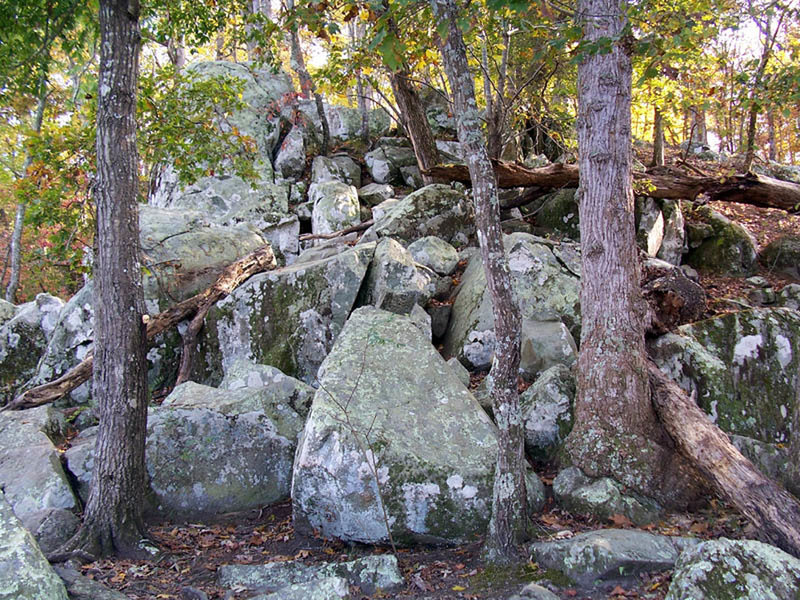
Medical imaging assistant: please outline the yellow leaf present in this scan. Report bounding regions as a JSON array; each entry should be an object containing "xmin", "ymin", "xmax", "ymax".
[{"xmin": 452, "ymin": 585, "xmax": 466, "ymax": 591}]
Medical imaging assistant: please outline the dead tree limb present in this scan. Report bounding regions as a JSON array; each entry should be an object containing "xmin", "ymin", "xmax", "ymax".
[
  {"xmin": 3, "ymin": 245, "xmax": 276, "ymax": 412},
  {"xmin": 649, "ymin": 360, "xmax": 800, "ymax": 558},
  {"xmin": 298, "ymin": 219, "xmax": 374, "ymax": 242}
]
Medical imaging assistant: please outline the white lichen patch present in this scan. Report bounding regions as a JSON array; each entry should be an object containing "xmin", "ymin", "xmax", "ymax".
[
  {"xmin": 402, "ymin": 482, "xmax": 441, "ymax": 533},
  {"xmin": 733, "ymin": 334, "xmax": 762, "ymax": 364}
]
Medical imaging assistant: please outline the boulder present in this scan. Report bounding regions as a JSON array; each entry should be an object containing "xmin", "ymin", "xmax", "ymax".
[
  {"xmin": 777, "ymin": 283, "xmax": 800, "ymax": 309},
  {"xmin": 521, "ymin": 364, "xmax": 575, "ymax": 462},
  {"xmin": 666, "ymin": 538, "xmax": 800, "ymax": 600},
  {"xmin": 19, "ymin": 508, "xmax": 80, "ymax": 556},
  {"xmin": 508, "ymin": 583, "xmax": 561, "ymax": 600},
  {"xmin": 292, "ymin": 307, "xmax": 498, "ymax": 545},
  {"xmin": 407, "ymin": 236, "xmax": 460, "ymax": 276},
  {"xmin": 0, "ymin": 301, "xmax": 15, "ymax": 327},
  {"xmin": 636, "ymin": 197, "xmax": 665, "ymax": 256},
  {"xmin": 657, "ymin": 199, "xmax": 686, "ymax": 265},
  {"xmin": 368, "ymin": 184, "xmax": 475, "ymax": 248},
  {"xmin": 0, "ymin": 491, "xmax": 69, "ymax": 600},
  {"xmin": 311, "ymin": 155, "xmax": 361, "ymax": 188},
  {"xmin": 519, "ymin": 319, "xmax": 578, "ymax": 381},
  {"xmin": 531, "ymin": 529, "xmax": 696, "ymax": 587},
  {"xmin": 310, "ymin": 181, "xmax": 360, "ymax": 237},
  {"xmin": 218, "ymin": 554, "xmax": 403, "ymax": 596},
  {"xmin": 400, "ymin": 165, "xmax": 423, "ymax": 188},
  {"xmin": 364, "ymin": 145, "xmax": 417, "ymax": 184},
  {"xmin": 52, "ymin": 565, "xmax": 130, "ymax": 600},
  {"xmin": 357, "ymin": 183, "xmax": 394, "ymax": 207},
  {"xmin": 219, "ymin": 358, "xmax": 315, "ymax": 419},
  {"xmin": 649, "ymin": 308, "xmax": 800, "ymax": 443},
  {"xmin": 247, "ymin": 577, "xmax": 349, "ymax": 600},
  {"xmin": 535, "ymin": 189, "xmax": 579, "ymax": 240},
  {"xmin": 196, "ymin": 243, "xmax": 374, "ymax": 385},
  {"xmin": 759, "ymin": 235, "xmax": 800, "ymax": 281},
  {"xmin": 553, "ymin": 467, "xmax": 662, "ymax": 526},
  {"xmin": 0, "ymin": 294, "xmax": 63, "ymax": 404},
  {"xmin": 0, "ymin": 407, "xmax": 76, "ymax": 518},
  {"xmin": 274, "ymin": 126, "xmax": 306, "ymax": 179},
  {"xmin": 361, "ymin": 238, "xmax": 431, "ymax": 315},
  {"xmin": 370, "ymin": 198, "xmax": 401, "ymax": 222},
  {"xmin": 685, "ymin": 205, "xmax": 757, "ymax": 276},
  {"xmin": 444, "ymin": 233, "xmax": 580, "ymax": 370}
]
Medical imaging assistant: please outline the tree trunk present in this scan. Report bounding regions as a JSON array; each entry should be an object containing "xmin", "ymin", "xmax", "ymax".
[
  {"xmin": 649, "ymin": 361, "xmax": 800, "ymax": 558},
  {"xmin": 690, "ymin": 106, "xmax": 708, "ymax": 146},
  {"xmin": 651, "ymin": 107, "xmax": 665, "ymax": 167},
  {"xmin": 767, "ymin": 110, "xmax": 777, "ymax": 162},
  {"xmin": 431, "ymin": 0, "xmax": 526, "ymax": 564},
  {"xmin": 63, "ymin": 0, "xmax": 150, "ymax": 559},
  {"xmin": 563, "ymin": 0, "xmax": 700, "ymax": 508},
  {"xmin": 389, "ymin": 69, "xmax": 441, "ymax": 184},
  {"xmin": 486, "ymin": 23, "xmax": 510, "ymax": 161}
]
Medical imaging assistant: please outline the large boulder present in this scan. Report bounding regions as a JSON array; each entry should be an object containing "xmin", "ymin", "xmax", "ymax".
[
  {"xmin": 666, "ymin": 538, "xmax": 800, "ymax": 600},
  {"xmin": 759, "ymin": 235, "xmax": 800, "ymax": 281},
  {"xmin": 274, "ymin": 125, "xmax": 306, "ymax": 180},
  {"xmin": 0, "ymin": 294, "xmax": 63, "ymax": 404},
  {"xmin": 309, "ymin": 181, "xmax": 360, "ymax": 238},
  {"xmin": 657, "ymin": 199, "xmax": 686, "ymax": 265},
  {"xmin": 521, "ymin": 364, "xmax": 575, "ymax": 462},
  {"xmin": 361, "ymin": 238, "xmax": 431, "ymax": 315},
  {"xmin": 407, "ymin": 236, "xmax": 460, "ymax": 276},
  {"xmin": 0, "ymin": 491, "xmax": 69, "ymax": 600},
  {"xmin": 292, "ymin": 307, "xmax": 498, "ymax": 545},
  {"xmin": 444, "ymin": 233, "xmax": 580, "ymax": 370},
  {"xmin": 536, "ymin": 189, "xmax": 579, "ymax": 240},
  {"xmin": 685, "ymin": 205, "xmax": 758, "ymax": 276},
  {"xmin": 367, "ymin": 183, "xmax": 475, "ymax": 248},
  {"xmin": 649, "ymin": 308, "xmax": 800, "ymax": 443},
  {"xmin": 364, "ymin": 144, "xmax": 417, "ymax": 185},
  {"xmin": 311, "ymin": 155, "xmax": 361, "ymax": 188},
  {"xmin": 196, "ymin": 243, "xmax": 375, "ymax": 385}
]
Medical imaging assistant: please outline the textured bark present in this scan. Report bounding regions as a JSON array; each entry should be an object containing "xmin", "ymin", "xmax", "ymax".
[
  {"xmin": 649, "ymin": 361, "xmax": 800, "ymax": 558},
  {"xmin": 389, "ymin": 69, "xmax": 441, "ymax": 184},
  {"xmin": 64, "ymin": 0, "xmax": 149, "ymax": 558},
  {"xmin": 431, "ymin": 0, "xmax": 526, "ymax": 564},
  {"xmin": 707, "ymin": 172, "xmax": 800, "ymax": 212},
  {"xmin": 651, "ymin": 107, "xmax": 665, "ymax": 167},
  {"xmin": 563, "ymin": 0, "xmax": 700, "ymax": 507},
  {"xmin": 4, "ymin": 245, "xmax": 276, "ymax": 412}
]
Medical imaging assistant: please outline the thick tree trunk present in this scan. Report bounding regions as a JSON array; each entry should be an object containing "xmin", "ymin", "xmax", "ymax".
[
  {"xmin": 389, "ymin": 69, "xmax": 441, "ymax": 184},
  {"xmin": 563, "ymin": 0, "xmax": 700, "ymax": 508},
  {"xmin": 432, "ymin": 0, "xmax": 526, "ymax": 564},
  {"xmin": 649, "ymin": 361, "xmax": 800, "ymax": 558},
  {"xmin": 61, "ymin": 0, "xmax": 150, "ymax": 559},
  {"xmin": 4, "ymin": 245, "xmax": 276, "ymax": 412},
  {"xmin": 651, "ymin": 107, "xmax": 665, "ymax": 167}
]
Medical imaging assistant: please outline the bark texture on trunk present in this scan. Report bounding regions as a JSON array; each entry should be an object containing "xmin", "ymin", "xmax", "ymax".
[
  {"xmin": 563, "ymin": 0, "xmax": 700, "ymax": 508},
  {"xmin": 649, "ymin": 361, "xmax": 800, "ymax": 558},
  {"xmin": 431, "ymin": 0, "xmax": 526, "ymax": 564},
  {"xmin": 72, "ymin": 0, "xmax": 150, "ymax": 558},
  {"xmin": 651, "ymin": 107, "xmax": 665, "ymax": 167},
  {"xmin": 389, "ymin": 69, "xmax": 441, "ymax": 184}
]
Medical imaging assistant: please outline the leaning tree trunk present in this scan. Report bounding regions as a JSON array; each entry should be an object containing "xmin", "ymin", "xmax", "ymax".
[
  {"xmin": 651, "ymin": 107, "xmax": 665, "ymax": 167},
  {"xmin": 58, "ymin": 0, "xmax": 150, "ymax": 559},
  {"xmin": 431, "ymin": 0, "xmax": 526, "ymax": 564},
  {"xmin": 563, "ymin": 0, "xmax": 701, "ymax": 508}
]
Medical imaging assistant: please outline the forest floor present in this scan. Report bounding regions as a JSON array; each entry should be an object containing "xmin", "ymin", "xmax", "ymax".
[{"xmin": 75, "ymin": 154, "xmax": 800, "ymax": 600}]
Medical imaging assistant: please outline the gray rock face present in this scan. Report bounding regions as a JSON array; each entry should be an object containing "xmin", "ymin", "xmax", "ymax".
[
  {"xmin": 0, "ymin": 301, "xmax": 15, "ymax": 327},
  {"xmin": 311, "ymin": 155, "xmax": 361, "ymax": 187},
  {"xmin": 553, "ymin": 467, "xmax": 662, "ymax": 526},
  {"xmin": 218, "ymin": 554, "xmax": 403, "ymax": 596},
  {"xmin": 248, "ymin": 577, "xmax": 349, "ymax": 600},
  {"xmin": 636, "ymin": 197, "xmax": 665, "ymax": 256},
  {"xmin": 219, "ymin": 358, "xmax": 315, "ymax": 419},
  {"xmin": 407, "ymin": 236, "xmax": 460, "ymax": 276},
  {"xmin": 197, "ymin": 243, "xmax": 374, "ymax": 385},
  {"xmin": 759, "ymin": 235, "xmax": 800, "ymax": 280},
  {"xmin": 364, "ymin": 145, "xmax": 417, "ymax": 184},
  {"xmin": 666, "ymin": 538, "xmax": 800, "ymax": 600},
  {"xmin": 310, "ymin": 181, "xmax": 360, "ymax": 237},
  {"xmin": 292, "ymin": 307, "xmax": 498, "ymax": 545},
  {"xmin": 274, "ymin": 126, "xmax": 306, "ymax": 179},
  {"xmin": 536, "ymin": 189, "xmax": 579, "ymax": 240},
  {"xmin": 362, "ymin": 238, "xmax": 431, "ymax": 315},
  {"xmin": 686, "ymin": 206, "xmax": 757, "ymax": 276},
  {"xmin": 519, "ymin": 319, "xmax": 577, "ymax": 381},
  {"xmin": 358, "ymin": 183, "xmax": 394, "ymax": 207},
  {"xmin": 369, "ymin": 184, "xmax": 475, "ymax": 247},
  {"xmin": 521, "ymin": 364, "xmax": 575, "ymax": 462},
  {"xmin": 19, "ymin": 508, "xmax": 80, "ymax": 556},
  {"xmin": 0, "ymin": 491, "xmax": 69, "ymax": 600},
  {"xmin": 509, "ymin": 582, "xmax": 561, "ymax": 600},
  {"xmin": 649, "ymin": 308, "xmax": 800, "ymax": 443},
  {"xmin": 52, "ymin": 565, "xmax": 130, "ymax": 600},
  {"xmin": 657, "ymin": 199, "xmax": 686, "ymax": 265},
  {"xmin": 444, "ymin": 233, "xmax": 580, "ymax": 370},
  {"xmin": 0, "ymin": 294, "xmax": 63, "ymax": 403},
  {"xmin": 0, "ymin": 407, "xmax": 76, "ymax": 518},
  {"xmin": 531, "ymin": 529, "xmax": 696, "ymax": 586}
]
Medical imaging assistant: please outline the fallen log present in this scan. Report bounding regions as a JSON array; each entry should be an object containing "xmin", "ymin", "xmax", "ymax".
[
  {"xmin": 424, "ymin": 161, "xmax": 800, "ymax": 211},
  {"xmin": 649, "ymin": 360, "xmax": 800, "ymax": 558},
  {"xmin": 2, "ymin": 244, "xmax": 277, "ymax": 412},
  {"xmin": 298, "ymin": 219, "xmax": 374, "ymax": 242}
]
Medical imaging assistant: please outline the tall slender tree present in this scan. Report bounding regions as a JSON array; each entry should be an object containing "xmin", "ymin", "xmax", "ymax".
[{"xmin": 430, "ymin": 0, "xmax": 526, "ymax": 564}]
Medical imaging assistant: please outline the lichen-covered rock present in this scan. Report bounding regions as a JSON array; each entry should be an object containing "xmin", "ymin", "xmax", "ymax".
[
  {"xmin": 311, "ymin": 155, "xmax": 361, "ymax": 188},
  {"xmin": 657, "ymin": 199, "xmax": 686, "ymax": 265},
  {"xmin": 218, "ymin": 554, "xmax": 403, "ymax": 596},
  {"xmin": 52, "ymin": 564, "xmax": 130, "ymax": 600},
  {"xmin": 0, "ymin": 294, "xmax": 63, "ymax": 403},
  {"xmin": 219, "ymin": 358, "xmax": 315, "ymax": 419},
  {"xmin": 19, "ymin": 508, "xmax": 80, "ymax": 556},
  {"xmin": 444, "ymin": 233, "xmax": 580, "ymax": 370},
  {"xmin": 0, "ymin": 301, "xmax": 15, "ymax": 327},
  {"xmin": 361, "ymin": 238, "xmax": 431, "ymax": 315},
  {"xmin": 197, "ymin": 243, "xmax": 374, "ymax": 385},
  {"xmin": 364, "ymin": 145, "xmax": 417, "ymax": 184},
  {"xmin": 521, "ymin": 364, "xmax": 575, "ymax": 462},
  {"xmin": 400, "ymin": 165, "xmax": 423, "ymax": 188},
  {"xmin": 648, "ymin": 308, "xmax": 800, "ymax": 443},
  {"xmin": 247, "ymin": 576, "xmax": 349, "ymax": 600},
  {"xmin": 274, "ymin": 126, "xmax": 306, "ymax": 179},
  {"xmin": 0, "ymin": 491, "xmax": 68, "ymax": 600},
  {"xmin": 292, "ymin": 307, "xmax": 498, "ymax": 545},
  {"xmin": 729, "ymin": 435, "xmax": 790, "ymax": 482},
  {"xmin": 509, "ymin": 582, "xmax": 561, "ymax": 600},
  {"xmin": 519, "ymin": 319, "xmax": 578, "ymax": 381},
  {"xmin": 685, "ymin": 206, "xmax": 757, "ymax": 276},
  {"xmin": 777, "ymin": 284, "xmax": 800, "ymax": 310},
  {"xmin": 636, "ymin": 197, "xmax": 665, "ymax": 257},
  {"xmin": 407, "ymin": 236, "xmax": 460, "ymax": 276},
  {"xmin": 536, "ymin": 189, "xmax": 579, "ymax": 240},
  {"xmin": 358, "ymin": 183, "xmax": 394, "ymax": 207},
  {"xmin": 0, "ymin": 407, "xmax": 77, "ymax": 518},
  {"xmin": 553, "ymin": 467, "xmax": 662, "ymax": 526},
  {"xmin": 759, "ymin": 235, "xmax": 800, "ymax": 281},
  {"xmin": 531, "ymin": 529, "xmax": 696, "ymax": 586},
  {"xmin": 310, "ymin": 181, "xmax": 360, "ymax": 238},
  {"xmin": 666, "ymin": 538, "xmax": 800, "ymax": 600}
]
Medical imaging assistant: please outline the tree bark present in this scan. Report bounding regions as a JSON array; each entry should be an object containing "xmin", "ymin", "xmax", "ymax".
[
  {"xmin": 4, "ymin": 245, "xmax": 276, "ymax": 412},
  {"xmin": 651, "ymin": 107, "xmax": 665, "ymax": 167},
  {"xmin": 431, "ymin": 0, "xmax": 526, "ymax": 564},
  {"xmin": 60, "ymin": 0, "xmax": 149, "ymax": 559},
  {"xmin": 563, "ymin": 0, "xmax": 700, "ymax": 508},
  {"xmin": 649, "ymin": 361, "xmax": 800, "ymax": 558}
]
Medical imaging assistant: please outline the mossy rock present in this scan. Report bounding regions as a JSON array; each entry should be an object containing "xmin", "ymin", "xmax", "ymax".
[
  {"xmin": 759, "ymin": 235, "xmax": 800, "ymax": 281},
  {"xmin": 685, "ymin": 205, "xmax": 757, "ymax": 276}
]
